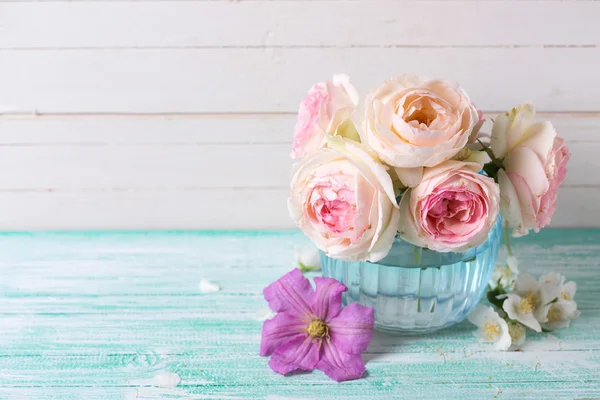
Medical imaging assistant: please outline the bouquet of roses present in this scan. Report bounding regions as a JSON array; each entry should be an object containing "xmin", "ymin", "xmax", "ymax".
[
  {"xmin": 258, "ymin": 74, "xmax": 574, "ymax": 382},
  {"xmin": 288, "ymin": 74, "xmax": 570, "ymax": 261}
]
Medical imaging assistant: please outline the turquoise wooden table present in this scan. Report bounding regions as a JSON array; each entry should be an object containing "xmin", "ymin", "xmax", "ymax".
[{"xmin": 1, "ymin": 230, "xmax": 599, "ymax": 399}]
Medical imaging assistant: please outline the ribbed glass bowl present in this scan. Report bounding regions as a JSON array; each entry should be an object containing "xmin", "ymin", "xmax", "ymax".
[{"xmin": 320, "ymin": 218, "xmax": 502, "ymax": 334}]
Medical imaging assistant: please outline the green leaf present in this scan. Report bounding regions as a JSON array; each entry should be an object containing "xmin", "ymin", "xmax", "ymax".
[
  {"xmin": 298, "ymin": 262, "xmax": 319, "ymax": 274},
  {"xmin": 487, "ymin": 286, "xmax": 507, "ymax": 310}
]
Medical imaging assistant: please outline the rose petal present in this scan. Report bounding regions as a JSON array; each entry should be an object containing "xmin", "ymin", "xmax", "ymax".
[
  {"xmin": 394, "ymin": 166, "xmax": 424, "ymax": 188},
  {"xmin": 268, "ymin": 335, "xmax": 320, "ymax": 376},
  {"xmin": 316, "ymin": 341, "xmax": 366, "ymax": 382},
  {"xmin": 263, "ymin": 269, "xmax": 314, "ymax": 315},
  {"xmin": 368, "ymin": 202, "xmax": 401, "ymax": 262},
  {"xmin": 517, "ymin": 121, "xmax": 556, "ymax": 162},
  {"xmin": 312, "ymin": 276, "xmax": 347, "ymax": 321},
  {"xmin": 504, "ymin": 147, "xmax": 550, "ymax": 197},
  {"xmin": 328, "ymin": 303, "xmax": 374, "ymax": 354},
  {"xmin": 260, "ymin": 312, "xmax": 307, "ymax": 356},
  {"xmin": 498, "ymin": 169, "xmax": 526, "ymax": 235}
]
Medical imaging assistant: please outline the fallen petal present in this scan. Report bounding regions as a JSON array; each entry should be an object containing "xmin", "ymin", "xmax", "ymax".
[
  {"xmin": 199, "ymin": 278, "xmax": 220, "ymax": 293},
  {"xmin": 152, "ymin": 372, "xmax": 181, "ymax": 388},
  {"xmin": 255, "ymin": 309, "xmax": 276, "ymax": 322}
]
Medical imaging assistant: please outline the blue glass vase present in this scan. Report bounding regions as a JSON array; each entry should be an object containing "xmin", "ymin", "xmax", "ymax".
[{"xmin": 320, "ymin": 218, "xmax": 502, "ymax": 334}]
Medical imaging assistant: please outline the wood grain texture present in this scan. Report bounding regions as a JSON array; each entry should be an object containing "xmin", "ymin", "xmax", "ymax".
[
  {"xmin": 1, "ymin": 141, "xmax": 598, "ymax": 189},
  {"xmin": 0, "ymin": 114, "xmax": 596, "ymax": 229},
  {"xmin": 2, "ymin": 114, "xmax": 599, "ymax": 144},
  {"xmin": 2, "ymin": 2, "xmax": 599, "ymax": 48},
  {"xmin": 2, "ymin": 47, "xmax": 599, "ymax": 113},
  {"xmin": 0, "ymin": 186, "xmax": 596, "ymax": 230},
  {"xmin": 0, "ymin": 229, "xmax": 599, "ymax": 399},
  {"xmin": 0, "ymin": 0, "xmax": 598, "ymax": 230}
]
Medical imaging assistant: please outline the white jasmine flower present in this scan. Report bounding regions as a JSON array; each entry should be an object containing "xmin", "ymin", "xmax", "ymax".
[
  {"xmin": 490, "ymin": 255, "xmax": 519, "ymax": 289},
  {"xmin": 536, "ymin": 272, "xmax": 579, "ymax": 326},
  {"xmin": 502, "ymin": 273, "xmax": 560, "ymax": 332},
  {"xmin": 537, "ymin": 272, "xmax": 580, "ymax": 329},
  {"xmin": 507, "ymin": 320, "xmax": 526, "ymax": 350},
  {"xmin": 468, "ymin": 304, "xmax": 511, "ymax": 350},
  {"xmin": 294, "ymin": 246, "xmax": 321, "ymax": 272},
  {"xmin": 152, "ymin": 372, "xmax": 181, "ymax": 388},
  {"xmin": 542, "ymin": 301, "xmax": 580, "ymax": 330},
  {"xmin": 538, "ymin": 272, "xmax": 577, "ymax": 303}
]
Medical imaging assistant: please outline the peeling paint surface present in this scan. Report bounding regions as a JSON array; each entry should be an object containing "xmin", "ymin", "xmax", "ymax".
[{"xmin": 0, "ymin": 230, "xmax": 599, "ymax": 399}]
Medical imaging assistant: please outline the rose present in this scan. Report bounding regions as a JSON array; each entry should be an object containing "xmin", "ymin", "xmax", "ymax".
[
  {"xmin": 360, "ymin": 74, "xmax": 480, "ymax": 172},
  {"xmin": 398, "ymin": 160, "xmax": 500, "ymax": 252},
  {"xmin": 492, "ymin": 104, "xmax": 570, "ymax": 236},
  {"xmin": 289, "ymin": 136, "xmax": 400, "ymax": 262},
  {"xmin": 291, "ymin": 74, "xmax": 359, "ymax": 159}
]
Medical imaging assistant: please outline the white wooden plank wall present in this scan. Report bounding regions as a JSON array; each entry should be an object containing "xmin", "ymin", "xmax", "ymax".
[{"xmin": 0, "ymin": 1, "xmax": 599, "ymax": 230}]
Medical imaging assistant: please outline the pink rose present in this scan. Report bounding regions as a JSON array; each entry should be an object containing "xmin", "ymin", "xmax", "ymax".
[
  {"xmin": 289, "ymin": 137, "xmax": 399, "ymax": 262},
  {"xmin": 398, "ymin": 161, "xmax": 500, "ymax": 252},
  {"xmin": 493, "ymin": 104, "xmax": 570, "ymax": 236},
  {"xmin": 291, "ymin": 74, "xmax": 359, "ymax": 159},
  {"xmin": 361, "ymin": 74, "xmax": 480, "ymax": 171}
]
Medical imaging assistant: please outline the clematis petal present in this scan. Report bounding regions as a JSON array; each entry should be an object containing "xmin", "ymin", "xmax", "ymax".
[
  {"xmin": 328, "ymin": 303, "xmax": 374, "ymax": 354},
  {"xmin": 260, "ymin": 312, "xmax": 307, "ymax": 356},
  {"xmin": 312, "ymin": 276, "xmax": 347, "ymax": 321},
  {"xmin": 263, "ymin": 268, "xmax": 314, "ymax": 315},
  {"xmin": 317, "ymin": 341, "xmax": 366, "ymax": 382},
  {"xmin": 268, "ymin": 335, "xmax": 320, "ymax": 376}
]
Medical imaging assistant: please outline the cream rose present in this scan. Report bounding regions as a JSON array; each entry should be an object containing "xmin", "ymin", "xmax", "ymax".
[
  {"xmin": 492, "ymin": 104, "xmax": 570, "ymax": 236},
  {"xmin": 291, "ymin": 74, "xmax": 360, "ymax": 159},
  {"xmin": 289, "ymin": 136, "xmax": 400, "ymax": 262},
  {"xmin": 398, "ymin": 160, "xmax": 500, "ymax": 252},
  {"xmin": 361, "ymin": 74, "xmax": 480, "ymax": 173}
]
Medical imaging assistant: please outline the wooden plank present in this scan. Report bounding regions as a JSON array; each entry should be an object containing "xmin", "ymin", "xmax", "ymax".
[
  {"xmin": 0, "ymin": 186, "xmax": 595, "ymax": 230},
  {"xmin": 1, "ymin": 48, "xmax": 599, "ymax": 113},
  {"xmin": 0, "ymin": 188, "xmax": 292, "ymax": 230},
  {"xmin": 1, "ymin": 114, "xmax": 599, "ymax": 145},
  {"xmin": 2, "ymin": 2, "xmax": 599, "ymax": 48},
  {"xmin": 0, "ymin": 115, "xmax": 294, "ymax": 145},
  {"xmin": 0, "ymin": 140, "xmax": 596, "ymax": 189},
  {"xmin": 0, "ymin": 229, "xmax": 599, "ymax": 399},
  {"xmin": 0, "ymin": 143, "xmax": 292, "ymax": 189}
]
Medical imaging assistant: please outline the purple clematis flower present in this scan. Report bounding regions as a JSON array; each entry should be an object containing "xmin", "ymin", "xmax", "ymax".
[{"xmin": 260, "ymin": 269, "xmax": 374, "ymax": 382}]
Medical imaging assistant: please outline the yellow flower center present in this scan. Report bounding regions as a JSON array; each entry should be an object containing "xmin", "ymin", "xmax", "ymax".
[
  {"xmin": 306, "ymin": 319, "xmax": 328, "ymax": 339},
  {"xmin": 483, "ymin": 322, "xmax": 500, "ymax": 340},
  {"xmin": 547, "ymin": 306, "xmax": 562, "ymax": 323},
  {"xmin": 519, "ymin": 291, "xmax": 539, "ymax": 314},
  {"xmin": 561, "ymin": 290, "xmax": 571, "ymax": 301}
]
